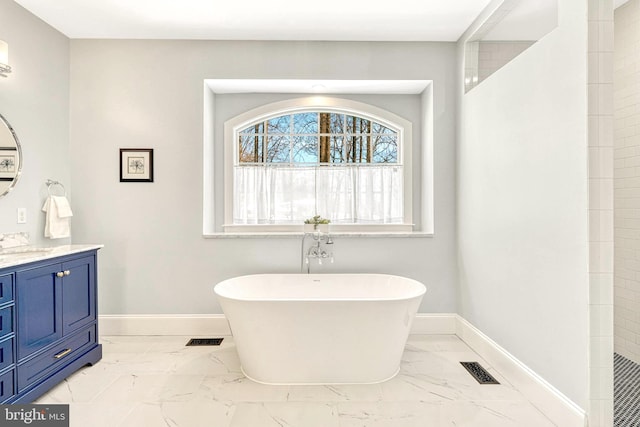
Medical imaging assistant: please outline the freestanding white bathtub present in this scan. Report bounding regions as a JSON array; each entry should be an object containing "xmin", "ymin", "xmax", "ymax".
[{"xmin": 214, "ymin": 274, "xmax": 426, "ymax": 385}]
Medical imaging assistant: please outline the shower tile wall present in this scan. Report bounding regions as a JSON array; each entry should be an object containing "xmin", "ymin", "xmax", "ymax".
[
  {"xmin": 590, "ymin": 0, "xmax": 615, "ymax": 426},
  {"xmin": 614, "ymin": 0, "xmax": 640, "ymax": 366}
]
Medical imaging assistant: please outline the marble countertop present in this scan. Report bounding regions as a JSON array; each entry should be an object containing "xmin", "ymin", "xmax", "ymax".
[{"xmin": 0, "ymin": 244, "xmax": 104, "ymax": 269}]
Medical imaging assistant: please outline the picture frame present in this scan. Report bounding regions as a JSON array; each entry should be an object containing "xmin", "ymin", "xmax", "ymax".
[
  {"xmin": 120, "ymin": 148, "xmax": 154, "ymax": 182},
  {"xmin": 0, "ymin": 147, "xmax": 17, "ymax": 181}
]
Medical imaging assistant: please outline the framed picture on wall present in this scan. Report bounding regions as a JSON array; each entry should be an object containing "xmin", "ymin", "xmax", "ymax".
[
  {"xmin": 120, "ymin": 148, "xmax": 154, "ymax": 182},
  {"xmin": 0, "ymin": 147, "xmax": 17, "ymax": 181}
]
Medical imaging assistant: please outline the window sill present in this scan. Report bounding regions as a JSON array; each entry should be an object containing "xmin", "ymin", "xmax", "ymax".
[{"xmin": 203, "ymin": 231, "xmax": 434, "ymax": 239}]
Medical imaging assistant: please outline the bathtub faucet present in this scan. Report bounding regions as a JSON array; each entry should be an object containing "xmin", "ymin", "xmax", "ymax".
[
  {"xmin": 302, "ymin": 232, "xmax": 334, "ymax": 272},
  {"xmin": 307, "ymin": 242, "xmax": 331, "ymax": 265}
]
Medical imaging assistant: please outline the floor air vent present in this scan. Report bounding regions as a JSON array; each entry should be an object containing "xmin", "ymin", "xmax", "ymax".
[
  {"xmin": 186, "ymin": 338, "xmax": 224, "ymax": 346},
  {"xmin": 460, "ymin": 361, "xmax": 500, "ymax": 384}
]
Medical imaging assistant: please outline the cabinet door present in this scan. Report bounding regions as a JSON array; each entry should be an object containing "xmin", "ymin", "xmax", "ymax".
[
  {"xmin": 16, "ymin": 264, "xmax": 63, "ymax": 360},
  {"xmin": 61, "ymin": 255, "xmax": 95, "ymax": 335}
]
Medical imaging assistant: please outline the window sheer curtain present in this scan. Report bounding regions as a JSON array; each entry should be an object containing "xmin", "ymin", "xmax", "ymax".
[{"xmin": 233, "ymin": 165, "xmax": 403, "ymax": 225}]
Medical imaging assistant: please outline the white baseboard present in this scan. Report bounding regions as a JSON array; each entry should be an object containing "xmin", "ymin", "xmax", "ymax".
[
  {"xmin": 98, "ymin": 312, "xmax": 585, "ymax": 426},
  {"xmin": 455, "ymin": 315, "xmax": 586, "ymax": 427},
  {"xmin": 99, "ymin": 314, "xmax": 231, "ymax": 336},
  {"xmin": 412, "ymin": 313, "xmax": 457, "ymax": 334}
]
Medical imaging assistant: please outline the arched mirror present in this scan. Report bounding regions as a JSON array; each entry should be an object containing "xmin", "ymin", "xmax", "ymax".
[{"xmin": 0, "ymin": 113, "xmax": 22, "ymax": 198}]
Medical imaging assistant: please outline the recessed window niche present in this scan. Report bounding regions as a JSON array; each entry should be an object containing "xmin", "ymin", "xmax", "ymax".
[{"xmin": 464, "ymin": 0, "xmax": 558, "ymax": 93}]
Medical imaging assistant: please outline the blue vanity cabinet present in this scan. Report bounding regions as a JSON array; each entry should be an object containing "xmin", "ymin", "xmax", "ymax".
[{"xmin": 6, "ymin": 249, "xmax": 102, "ymax": 402}]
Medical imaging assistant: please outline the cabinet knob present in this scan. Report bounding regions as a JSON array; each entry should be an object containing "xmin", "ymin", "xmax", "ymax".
[
  {"xmin": 56, "ymin": 272, "xmax": 64, "ymax": 278},
  {"xmin": 63, "ymin": 270, "xmax": 71, "ymax": 276}
]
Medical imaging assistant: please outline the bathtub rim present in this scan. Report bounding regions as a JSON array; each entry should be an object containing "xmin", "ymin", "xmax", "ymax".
[{"xmin": 214, "ymin": 273, "xmax": 426, "ymax": 302}]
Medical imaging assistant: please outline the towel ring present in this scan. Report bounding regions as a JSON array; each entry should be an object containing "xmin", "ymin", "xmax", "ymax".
[{"xmin": 46, "ymin": 179, "xmax": 66, "ymax": 197}]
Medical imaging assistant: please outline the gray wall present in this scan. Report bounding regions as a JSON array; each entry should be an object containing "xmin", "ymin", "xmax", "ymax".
[
  {"xmin": 68, "ymin": 40, "xmax": 458, "ymax": 315},
  {"xmin": 0, "ymin": 0, "xmax": 70, "ymax": 244}
]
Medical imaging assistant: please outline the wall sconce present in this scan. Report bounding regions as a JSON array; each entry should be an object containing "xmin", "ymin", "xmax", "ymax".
[{"xmin": 0, "ymin": 40, "xmax": 11, "ymax": 78}]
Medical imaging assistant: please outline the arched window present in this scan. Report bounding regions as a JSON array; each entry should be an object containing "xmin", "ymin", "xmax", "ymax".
[
  {"xmin": 224, "ymin": 98, "xmax": 412, "ymax": 232},
  {"xmin": 237, "ymin": 112, "xmax": 399, "ymax": 164}
]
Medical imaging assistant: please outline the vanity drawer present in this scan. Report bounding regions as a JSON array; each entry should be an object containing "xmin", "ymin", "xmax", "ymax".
[
  {"xmin": 0, "ymin": 337, "xmax": 14, "ymax": 372},
  {"xmin": 0, "ymin": 370, "xmax": 14, "ymax": 403},
  {"xmin": 0, "ymin": 306, "xmax": 13, "ymax": 339},
  {"xmin": 17, "ymin": 325, "xmax": 96, "ymax": 392},
  {"xmin": 0, "ymin": 275, "xmax": 13, "ymax": 306}
]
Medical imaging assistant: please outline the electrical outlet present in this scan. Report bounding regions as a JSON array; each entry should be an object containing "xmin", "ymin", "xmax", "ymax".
[{"xmin": 17, "ymin": 208, "xmax": 26, "ymax": 224}]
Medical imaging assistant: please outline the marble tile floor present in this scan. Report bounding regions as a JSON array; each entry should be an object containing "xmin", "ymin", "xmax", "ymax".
[{"xmin": 34, "ymin": 335, "xmax": 557, "ymax": 427}]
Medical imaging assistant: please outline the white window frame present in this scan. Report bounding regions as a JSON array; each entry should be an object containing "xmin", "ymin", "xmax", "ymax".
[{"xmin": 223, "ymin": 97, "xmax": 413, "ymax": 233}]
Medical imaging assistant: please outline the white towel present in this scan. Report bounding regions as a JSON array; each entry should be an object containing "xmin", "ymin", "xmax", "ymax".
[{"xmin": 42, "ymin": 196, "xmax": 73, "ymax": 239}]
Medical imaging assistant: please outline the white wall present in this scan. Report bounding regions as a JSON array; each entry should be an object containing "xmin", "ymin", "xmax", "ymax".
[
  {"xmin": 457, "ymin": 0, "xmax": 589, "ymax": 409},
  {"xmin": 0, "ymin": 0, "xmax": 70, "ymax": 244},
  {"xmin": 68, "ymin": 40, "xmax": 458, "ymax": 315},
  {"xmin": 614, "ymin": 0, "xmax": 640, "ymax": 365}
]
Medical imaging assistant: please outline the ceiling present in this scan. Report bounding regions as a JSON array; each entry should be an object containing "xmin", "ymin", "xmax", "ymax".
[{"xmin": 13, "ymin": 0, "xmax": 494, "ymax": 41}]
